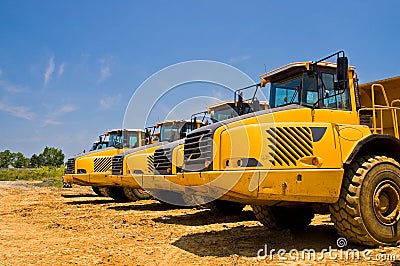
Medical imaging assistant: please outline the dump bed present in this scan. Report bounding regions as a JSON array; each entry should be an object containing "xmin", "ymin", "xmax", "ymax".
[
  {"xmin": 358, "ymin": 76, "xmax": 400, "ymax": 137},
  {"xmin": 359, "ymin": 76, "xmax": 400, "ymax": 107}
]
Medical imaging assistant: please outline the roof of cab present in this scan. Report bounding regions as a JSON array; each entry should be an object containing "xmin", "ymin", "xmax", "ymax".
[
  {"xmin": 259, "ymin": 61, "xmax": 355, "ymax": 82},
  {"xmin": 154, "ymin": 120, "xmax": 189, "ymax": 128},
  {"xmin": 105, "ymin": 129, "xmax": 145, "ymax": 135},
  {"xmin": 206, "ymin": 100, "xmax": 268, "ymax": 112}
]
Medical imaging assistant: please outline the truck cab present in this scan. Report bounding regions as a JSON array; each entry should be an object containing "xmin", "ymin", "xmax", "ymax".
[{"xmin": 109, "ymin": 120, "xmax": 203, "ymax": 192}]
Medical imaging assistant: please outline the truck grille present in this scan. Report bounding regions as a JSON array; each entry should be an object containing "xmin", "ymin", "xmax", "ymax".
[
  {"xmin": 266, "ymin": 127, "xmax": 313, "ymax": 166},
  {"xmin": 184, "ymin": 129, "xmax": 213, "ymax": 172},
  {"xmin": 94, "ymin": 157, "xmax": 112, "ymax": 172},
  {"xmin": 112, "ymin": 155, "xmax": 123, "ymax": 175},
  {"xmin": 65, "ymin": 158, "xmax": 75, "ymax": 174},
  {"xmin": 154, "ymin": 147, "xmax": 172, "ymax": 174}
]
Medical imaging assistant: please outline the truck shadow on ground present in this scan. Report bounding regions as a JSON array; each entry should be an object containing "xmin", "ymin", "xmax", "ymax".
[
  {"xmin": 172, "ymin": 224, "xmax": 368, "ymax": 258},
  {"xmin": 108, "ymin": 201, "xmax": 186, "ymax": 212},
  {"xmin": 65, "ymin": 199, "xmax": 117, "ymax": 205},
  {"xmin": 153, "ymin": 210, "xmax": 256, "ymax": 226},
  {"xmin": 61, "ymin": 193, "xmax": 99, "ymax": 198}
]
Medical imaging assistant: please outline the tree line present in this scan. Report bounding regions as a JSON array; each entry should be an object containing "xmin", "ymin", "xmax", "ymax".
[{"xmin": 0, "ymin": 147, "xmax": 65, "ymax": 168}]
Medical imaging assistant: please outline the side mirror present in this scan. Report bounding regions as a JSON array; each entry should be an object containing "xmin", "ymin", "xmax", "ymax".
[
  {"xmin": 336, "ymin": 56, "xmax": 349, "ymax": 90},
  {"xmin": 237, "ymin": 92, "xmax": 244, "ymax": 115}
]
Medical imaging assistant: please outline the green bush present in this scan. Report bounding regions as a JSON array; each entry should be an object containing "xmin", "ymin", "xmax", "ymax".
[{"xmin": 0, "ymin": 167, "xmax": 65, "ymax": 187}]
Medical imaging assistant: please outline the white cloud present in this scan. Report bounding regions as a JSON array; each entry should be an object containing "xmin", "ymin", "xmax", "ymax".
[
  {"xmin": 40, "ymin": 103, "xmax": 78, "ymax": 127},
  {"xmin": 0, "ymin": 101, "xmax": 35, "ymax": 120},
  {"xmin": 57, "ymin": 104, "xmax": 77, "ymax": 114},
  {"xmin": 43, "ymin": 119, "xmax": 61, "ymax": 125},
  {"xmin": 228, "ymin": 55, "xmax": 251, "ymax": 64},
  {"xmin": 99, "ymin": 58, "xmax": 111, "ymax": 82},
  {"xmin": 58, "ymin": 63, "xmax": 65, "ymax": 76},
  {"xmin": 0, "ymin": 80, "xmax": 28, "ymax": 93},
  {"xmin": 44, "ymin": 56, "xmax": 55, "ymax": 87},
  {"xmin": 99, "ymin": 94, "xmax": 120, "ymax": 109}
]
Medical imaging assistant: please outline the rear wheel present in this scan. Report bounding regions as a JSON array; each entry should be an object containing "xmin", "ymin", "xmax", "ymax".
[
  {"xmin": 252, "ymin": 205, "xmax": 314, "ymax": 230},
  {"xmin": 210, "ymin": 200, "xmax": 245, "ymax": 214},
  {"xmin": 330, "ymin": 155, "xmax": 400, "ymax": 246},
  {"xmin": 123, "ymin": 188, "xmax": 138, "ymax": 201},
  {"xmin": 97, "ymin": 187, "xmax": 111, "ymax": 197}
]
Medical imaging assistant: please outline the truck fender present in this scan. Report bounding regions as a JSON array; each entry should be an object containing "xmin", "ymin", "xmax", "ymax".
[{"xmin": 344, "ymin": 134, "xmax": 400, "ymax": 165}]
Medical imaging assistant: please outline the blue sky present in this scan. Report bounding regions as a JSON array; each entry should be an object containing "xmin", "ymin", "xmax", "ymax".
[{"xmin": 0, "ymin": 0, "xmax": 399, "ymax": 159}]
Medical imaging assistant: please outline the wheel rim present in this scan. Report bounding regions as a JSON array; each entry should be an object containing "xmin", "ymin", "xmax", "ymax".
[{"xmin": 373, "ymin": 179, "xmax": 400, "ymax": 225}]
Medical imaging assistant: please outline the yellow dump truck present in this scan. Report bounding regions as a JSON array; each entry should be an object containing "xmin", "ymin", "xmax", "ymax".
[
  {"xmin": 109, "ymin": 120, "xmax": 203, "ymax": 200},
  {"xmin": 63, "ymin": 129, "xmax": 147, "ymax": 200},
  {"xmin": 170, "ymin": 51, "xmax": 400, "ymax": 246},
  {"xmin": 146, "ymin": 99, "xmax": 269, "ymax": 208}
]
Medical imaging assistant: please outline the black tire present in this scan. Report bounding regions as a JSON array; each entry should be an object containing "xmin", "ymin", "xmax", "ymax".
[
  {"xmin": 92, "ymin": 186, "xmax": 103, "ymax": 196},
  {"xmin": 208, "ymin": 200, "xmax": 245, "ymax": 214},
  {"xmin": 131, "ymin": 188, "xmax": 152, "ymax": 200},
  {"xmin": 123, "ymin": 188, "xmax": 138, "ymax": 201},
  {"xmin": 98, "ymin": 187, "xmax": 111, "ymax": 197},
  {"xmin": 63, "ymin": 182, "xmax": 72, "ymax": 188},
  {"xmin": 329, "ymin": 155, "xmax": 400, "ymax": 246},
  {"xmin": 252, "ymin": 205, "xmax": 314, "ymax": 230},
  {"xmin": 98, "ymin": 187, "xmax": 129, "ymax": 202}
]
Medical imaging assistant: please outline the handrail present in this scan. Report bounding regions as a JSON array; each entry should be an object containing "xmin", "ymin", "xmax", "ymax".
[
  {"xmin": 370, "ymin": 84, "xmax": 390, "ymax": 134},
  {"xmin": 371, "ymin": 84, "xmax": 390, "ymax": 107},
  {"xmin": 391, "ymin": 100, "xmax": 400, "ymax": 138},
  {"xmin": 358, "ymin": 105, "xmax": 400, "ymax": 137}
]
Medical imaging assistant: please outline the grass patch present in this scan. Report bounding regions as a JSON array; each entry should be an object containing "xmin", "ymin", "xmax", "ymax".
[{"xmin": 0, "ymin": 167, "xmax": 64, "ymax": 187}]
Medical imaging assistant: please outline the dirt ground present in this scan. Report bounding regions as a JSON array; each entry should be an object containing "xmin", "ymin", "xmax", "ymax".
[{"xmin": 0, "ymin": 181, "xmax": 399, "ymax": 266}]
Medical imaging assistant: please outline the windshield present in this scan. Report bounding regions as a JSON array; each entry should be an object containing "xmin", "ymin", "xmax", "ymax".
[
  {"xmin": 123, "ymin": 131, "xmax": 140, "ymax": 148},
  {"xmin": 159, "ymin": 122, "xmax": 186, "ymax": 142},
  {"xmin": 269, "ymin": 70, "xmax": 351, "ymax": 110},
  {"xmin": 210, "ymin": 102, "xmax": 266, "ymax": 122},
  {"xmin": 211, "ymin": 104, "xmax": 238, "ymax": 122},
  {"xmin": 106, "ymin": 131, "xmax": 141, "ymax": 148},
  {"xmin": 159, "ymin": 122, "xmax": 197, "ymax": 142},
  {"xmin": 107, "ymin": 133, "xmax": 122, "ymax": 148},
  {"xmin": 90, "ymin": 142, "xmax": 108, "ymax": 151}
]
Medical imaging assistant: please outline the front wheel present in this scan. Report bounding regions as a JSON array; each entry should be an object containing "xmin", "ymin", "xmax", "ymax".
[
  {"xmin": 330, "ymin": 155, "xmax": 400, "ymax": 246},
  {"xmin": 92, "ymin": 186, "xmax": 103, "ymax": 196},
  {"xmin": 98, "ymin": 187, "xmax": 129, "ymax": 202},
  {"xmin": 131, "ymin": 188, "xmax": 152, "ymax": 200}
]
